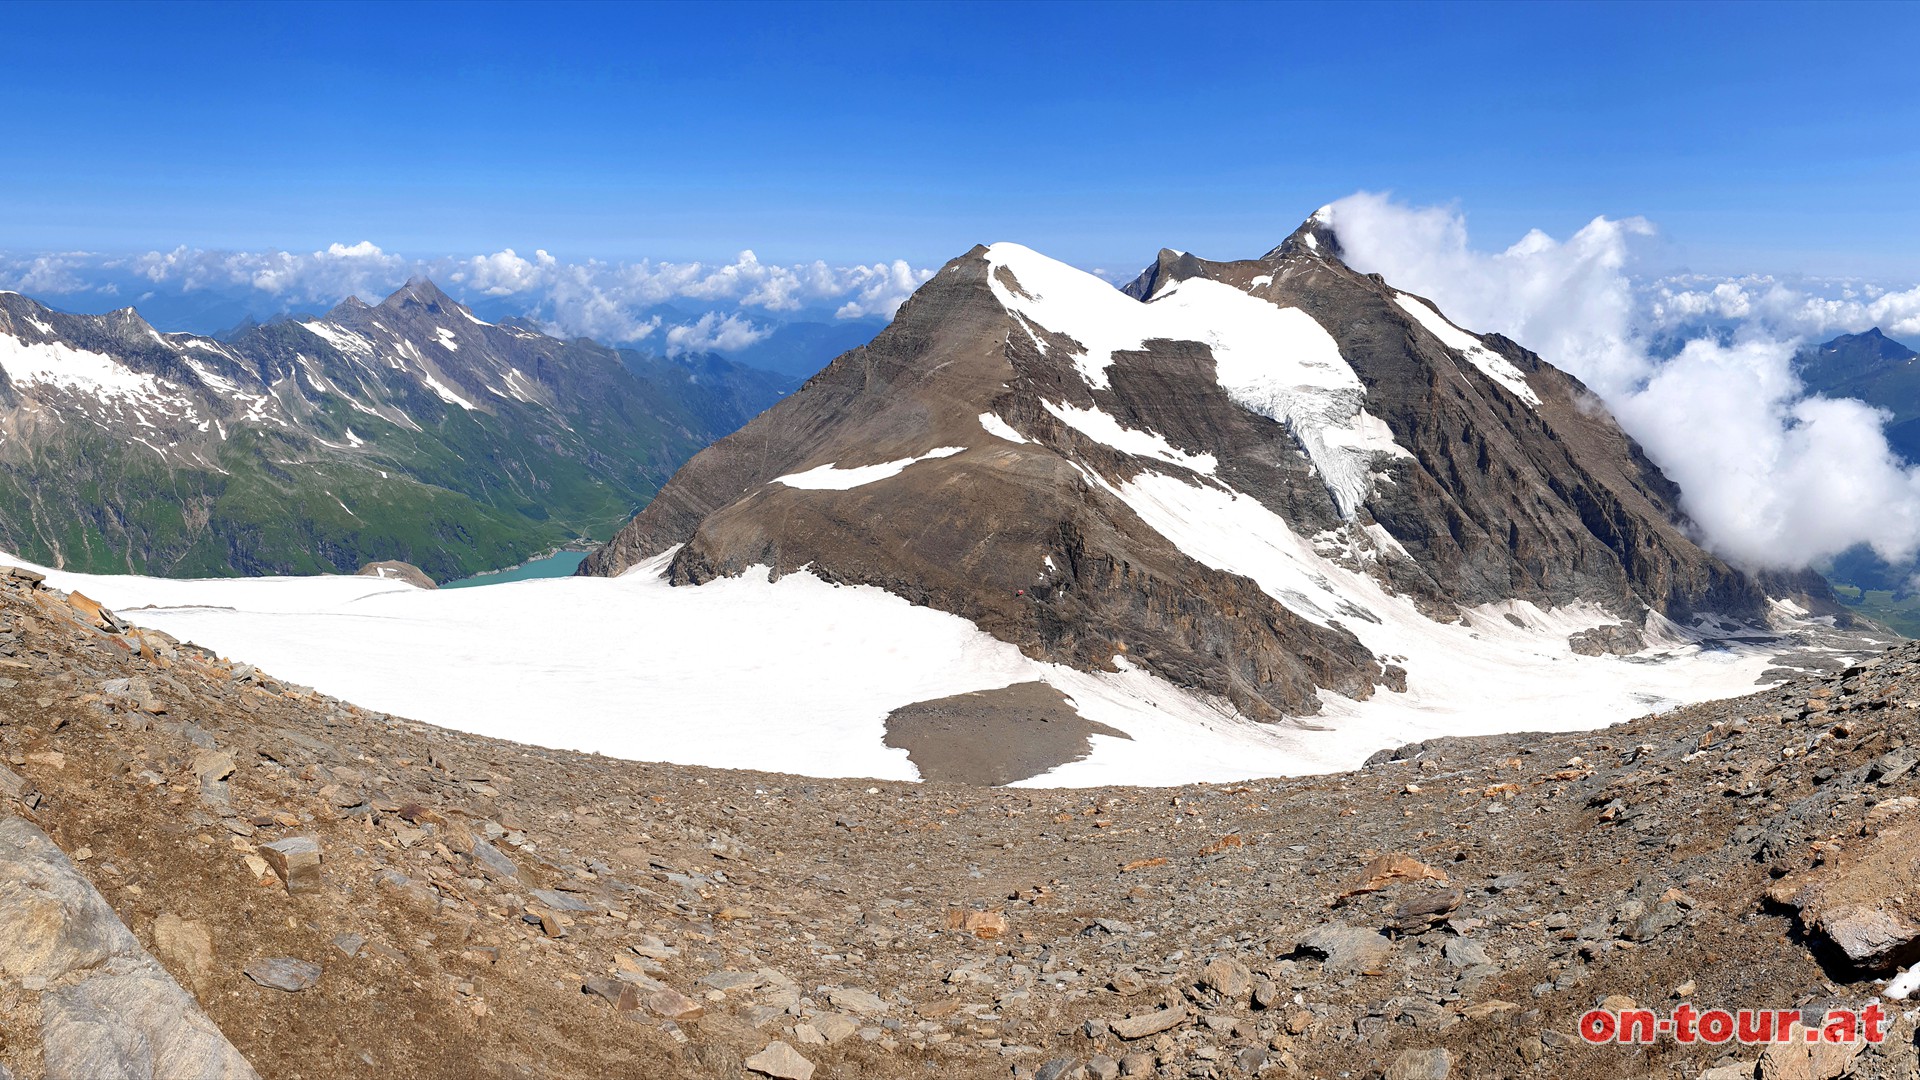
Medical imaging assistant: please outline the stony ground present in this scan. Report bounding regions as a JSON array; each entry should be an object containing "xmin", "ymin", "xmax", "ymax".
[{"xmin": 1, "ymin": 569, "xmax": 1918, "ymax": 1080}]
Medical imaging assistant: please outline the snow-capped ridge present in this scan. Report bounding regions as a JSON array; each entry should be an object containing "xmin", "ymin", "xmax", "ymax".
[{"xmin": 982, "ymin": 241, "xmax": 1407, "ymax": 517}]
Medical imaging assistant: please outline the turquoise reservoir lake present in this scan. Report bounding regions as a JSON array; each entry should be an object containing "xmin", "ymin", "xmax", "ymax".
[{"xmin": 442, "ymin": 551, "xmax": 587, "ymax": 588}]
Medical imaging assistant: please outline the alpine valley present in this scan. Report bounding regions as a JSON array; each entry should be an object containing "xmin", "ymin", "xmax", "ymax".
[{"xmin": 0, "ymin": 279, "xmax": 794, "ymax": 581}]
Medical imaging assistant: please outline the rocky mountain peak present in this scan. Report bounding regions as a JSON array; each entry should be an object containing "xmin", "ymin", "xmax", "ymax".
[
  {"xmin": 1119, "ymin": 248, "xmax": 1206, "ymax": 302},
  {"xmin": 1263, "ymin": 205, "xmax": 1343, "ymax": 262},
  {"xmin": 1796, "ymin": 325, "xmax": 1920, "ymax": 393},
  {"xmin": 1821, "ymin": 326, "xmax": 1913, "ymax": 363},
  {"xmin": 325, "ymin": 295, "xmax": 373, "ymax": 321},
  {"xmin": 377, "ymin": 277, "xmax": 466, "ymax": 320}
]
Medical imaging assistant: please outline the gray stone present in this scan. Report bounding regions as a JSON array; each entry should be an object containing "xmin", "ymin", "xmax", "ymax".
[
  {"xmin": 697, "ymin": 969, "xmax": 766, "ymax": 992},
  {"xmin": 1569, "ymin": 624, "xmax": 1645, "ymax": 656},
  {"xmin": 1110, "ymin": 1003, "xmax": 1185, "ymax": 1040},
  {"xmin": 242, "ymin": 957, "xmax": 321, "ymax": 992},
  {"xmin": 826, "ymin": 986, "xmax": 888, "ymax": 1014},
  {"xmin": 0, "ymin": 823, "xmax": 140, "ymax": 982},
  {"xmin": 1198, "ymin": 956, "xmax": 1253, "ymax": 1003},
  {"xmin": 1297, "ymin": 925, "xmax": 1393, "ymax": 973},
  {"xmin": 1035, "ymin": 1058, "xmax": 1081, "ymax": 1080},
  {"xmin": 1443, "ymin": 937, "xmax": 1492, "ymax": 968},
  {"xmin": 813, "ymin": 1014, "xmax": 858, "ymax": 1044},
  {"xmin": 44, "ymin": 970, "xmax": 259, "ymax": 1080},
  {"xmin": 259, "ymin": 836, "xmax": 321, "ymax": 894},
  {"xmin": 530, "ymin": 888, "xmax": 598, "ymax": 913},
  {"xmin": 743, "ymin": 1040, "xmax": 815, "ymax": 1080},
  {"xmin": 1626, "ymin": 900, "xmax": 1686, "ymax": 942},
  {"xmin": 1813, "ymin": 905, "xmax": 1920, "ymax": 970},
  {"xmin": 1385, "ymin": 1047, "xmax": 1455, "ymax": 1080},
  {"xmin": 1390, "ymin": 886, "xmax": 1465, "ymax": 932},
  {"xmin": 470, "ymin": 840, "xmax": 520, "ymax": 880}
]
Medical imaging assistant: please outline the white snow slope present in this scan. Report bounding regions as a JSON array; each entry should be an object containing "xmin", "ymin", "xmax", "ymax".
[{"xmin": 4, "ymin": 539, "xmax": 1801, "ymax": 788}]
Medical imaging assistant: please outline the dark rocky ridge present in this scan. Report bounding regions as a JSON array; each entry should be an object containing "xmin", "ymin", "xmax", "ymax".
[{"xmin": 582, "ymin": 215, "xmax": 1840, "ymax": 719}]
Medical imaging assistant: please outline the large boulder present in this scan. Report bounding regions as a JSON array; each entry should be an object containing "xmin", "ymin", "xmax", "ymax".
[{"xmin": 0, "ymin": 816, "xmax": 258, "ymax": 1079}]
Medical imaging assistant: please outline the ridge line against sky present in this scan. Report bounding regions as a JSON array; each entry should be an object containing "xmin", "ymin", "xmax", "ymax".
[{"xmin": 4, "ymin": 1, "xmax": 1918, "ymax": 277}]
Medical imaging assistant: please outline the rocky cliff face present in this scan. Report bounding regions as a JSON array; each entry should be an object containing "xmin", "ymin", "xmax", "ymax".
[
  {"xmin": 0, "ymin": 282, "xmax": 792, "ymax": 580},
  {"xmin": 583, "ymin": 213, "xmax": 1824, "ymax": 719}
]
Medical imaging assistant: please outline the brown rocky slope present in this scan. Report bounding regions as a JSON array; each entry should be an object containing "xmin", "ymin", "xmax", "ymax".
[{"xmin": 1, "ymin": 561, "xmax": 1918, "ymax": 1078}]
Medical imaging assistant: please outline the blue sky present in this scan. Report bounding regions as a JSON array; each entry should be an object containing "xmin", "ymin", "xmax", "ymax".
[{"xmin": 3, "ymin": 1, "xmax": 1917, "ymax": 277}]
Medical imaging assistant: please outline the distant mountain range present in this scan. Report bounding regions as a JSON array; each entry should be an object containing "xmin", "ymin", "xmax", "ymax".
[{"xmin": 0, "ymin": 279, "xmax": 799, "ymax": 579}]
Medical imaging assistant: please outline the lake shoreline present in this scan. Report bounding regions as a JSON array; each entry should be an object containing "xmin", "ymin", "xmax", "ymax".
[{"xmin": 442, "ymin": 548, "xmax": 590, "ymax": 589}]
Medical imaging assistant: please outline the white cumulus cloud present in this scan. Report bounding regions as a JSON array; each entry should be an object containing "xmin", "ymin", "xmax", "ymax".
[{"xmin": 663, "ymin": 312, "xmax": 771, "ymax": 356}]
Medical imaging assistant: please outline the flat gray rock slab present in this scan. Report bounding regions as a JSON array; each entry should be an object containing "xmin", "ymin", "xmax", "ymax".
[
  {"xmin": 744, "ymin": 1040, "xmax": 815, "ymax": 1080},
  {"xmin": 470, "ymin": 840, "xmax": 520, "ymax": 879},
  {"xmin": 530, "ymin": 888, "xmax": 598, "ymax": 913},
  {"xmin": 0, "ymin": 815, "xmax": 259, "ymax": 1080},
  {"xmin": 243, "ymin": 957, "xmax": 322, "ymax": 992}
]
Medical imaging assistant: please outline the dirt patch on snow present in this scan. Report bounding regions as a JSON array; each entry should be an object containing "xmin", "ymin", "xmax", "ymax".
[{"xmin": 883, "ymin": 681, "xmax": 1129, "ymax": 785}]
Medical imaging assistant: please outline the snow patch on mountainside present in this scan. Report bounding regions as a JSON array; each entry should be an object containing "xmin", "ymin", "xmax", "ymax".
[
  {"xmin": 421, "ymin": 371, "xmax": 478, "ymax": 411},
  {"xmin": 1085, "ymin": 466, "xmax": 1793, "ymax": 756},
  {"xmin": 0, "ymin": 333, "xmax": 193, "ymax": 416},
  {"xmin": 983, "ymin": 243, "xmax": 1409, "ymax": 517},
  {"xmin": 298, "ymin": 320, "xmax": 371, "ymax": 356},
  {"xmin": 977, "ymin": 412, "xmax": 1028, "ymax": 444},
  {"xmin": 774, "ymin": 446, "xmax": 965, "ymax": 490},
  {"xmin": 1041, "ymin": 400, "xmax": 1217, "ymax": 474},
  {"xmin": 1393, "ymin": 293, "xmax": 1540, "ymax": 406}
]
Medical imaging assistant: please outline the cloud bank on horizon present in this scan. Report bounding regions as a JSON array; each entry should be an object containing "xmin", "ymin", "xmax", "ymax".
[
  {"xmin": 0, "ymin": 243, "xmax": 933, "ymax": 355},
  {"xmin": 1325, "ymin": 192, "xmax": 1920, "ymax": 573}
]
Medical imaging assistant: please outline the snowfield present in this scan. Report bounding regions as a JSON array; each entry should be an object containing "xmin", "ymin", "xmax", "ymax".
[
  {"xmin": 0, "ymin": 543, "xmax": 1803, "ymax": 788},
  {"xmin": 773, "ymin": 446, "xmax": 966, "ymax": 490}
]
